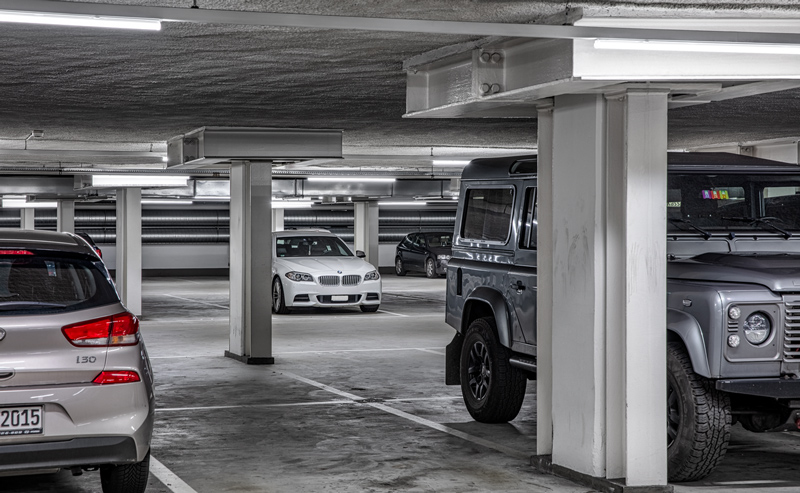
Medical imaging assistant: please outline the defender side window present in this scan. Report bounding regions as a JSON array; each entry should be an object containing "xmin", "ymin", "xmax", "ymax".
[
  {"xmin": 462, "ymin": 187, "xmax": 514, "ymax": 243},
  {"xmin": 519, "ymin": 187, "xmax": 537, "ymax": 250}
]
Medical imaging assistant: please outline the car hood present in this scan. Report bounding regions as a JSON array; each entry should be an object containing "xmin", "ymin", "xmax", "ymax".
[
  {"xmin": 274, "ymin": 256, "xmax": 375, "ymax": 274},
  {"xmin": 669, "ymin": 252, "xmax": 800, "ymax": 292}
]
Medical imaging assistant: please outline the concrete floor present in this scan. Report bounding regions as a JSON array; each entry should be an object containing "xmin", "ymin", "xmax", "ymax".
[{"xmin": 5, "ymin": 275, "xmax": 800, "ymax": 492}]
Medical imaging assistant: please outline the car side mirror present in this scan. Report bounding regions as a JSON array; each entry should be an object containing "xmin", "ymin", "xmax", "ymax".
[{"xmin": 356, "ymin": 250, "xmax": 366, "ymax": 258}]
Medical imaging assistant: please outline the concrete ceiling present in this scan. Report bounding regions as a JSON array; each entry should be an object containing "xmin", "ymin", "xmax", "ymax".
[{"xmin": 2, "ymin": 0, "xmax": 800, "ymax": 168}]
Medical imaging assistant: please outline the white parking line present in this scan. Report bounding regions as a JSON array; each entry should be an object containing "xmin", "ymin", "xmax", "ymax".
[
  {"xmin": 157, "ymin": 400, "xmax": 354, "ymax": 412},
  {"xmin": 165, "ymin": 294, "xmax": 230, "ymax": 310},
  {"xmin": 377, "ymin": 309, "xmax": 410, "ymax": 317},
  {"xmin": 150, "ymin": 456, "xmax": 198, "ymax": 493},
  {"xmin": 279, "ymin": 371, "xmax": 531, "ymax": 461},
  {"xmin": 276, "ymin": 347, "xmax": 446, "ymax": 355},
  {"xmin": 416, "ymin": 348, "xmax": 446, "ymax": 356}
]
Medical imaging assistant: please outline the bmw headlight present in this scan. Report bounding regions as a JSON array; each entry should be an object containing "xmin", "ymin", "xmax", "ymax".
[
  {"xmin": 743, "ymin": 312, "xmax": 772, "ymax": 345},
  {"xmin": 364, "ymin": 270, "xmax": 380, "ymax": 281},
  {"xmin": 437, "ymin": 254, "xmax": 452, "ymax": 261},
  {"xmin": 285, "ymin": 271, "xmax": 313, "ymax": 282}
]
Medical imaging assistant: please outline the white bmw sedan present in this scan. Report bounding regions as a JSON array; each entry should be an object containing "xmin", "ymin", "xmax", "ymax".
[{"xmin": 271, "ymin": 230, "xmax": 382, "ymax": 314}]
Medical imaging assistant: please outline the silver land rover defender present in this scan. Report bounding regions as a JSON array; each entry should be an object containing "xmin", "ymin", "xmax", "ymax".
[{"xmin": 445, "ymin": 152, "xmax": 800, "ymax": 482}]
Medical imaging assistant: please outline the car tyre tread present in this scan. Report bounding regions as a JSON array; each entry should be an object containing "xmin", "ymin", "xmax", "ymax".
[
  {"xmin": 667, "ymin": 342, "xmax": 731, "ymax": 482},
  {"xmin": 100, "ymin": 449, "xmax": 150, "ymax": 493}
]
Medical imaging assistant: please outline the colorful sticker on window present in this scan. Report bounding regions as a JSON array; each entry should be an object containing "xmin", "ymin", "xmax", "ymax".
[{"xmin": 702, "ymin": 190, "xmax": 729, "ymax": 200}]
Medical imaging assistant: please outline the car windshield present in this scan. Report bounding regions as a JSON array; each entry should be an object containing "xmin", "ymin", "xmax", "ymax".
[
  {"xmin": 0, "ymin": 253, "xmax": 118, "ymax": 315},
  {"xmin": 276, "ymin": 236, "xmax": 353, "ymax": 257},
  {"xmin": 668, "ymin": 173, "xmax": 800, "ymax": 235},
  {"xmin": 425, "ymin": 234, "xmax": 453, "ymax": 248}
]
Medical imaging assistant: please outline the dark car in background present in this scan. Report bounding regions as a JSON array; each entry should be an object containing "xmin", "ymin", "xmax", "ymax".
[
  {"xmin": 77, "ymin": 232, "xmax": 103, "ymax": 259},
  {"xmin": 395, "ymin": 232, "xmax": 452, "ymax": 278}
]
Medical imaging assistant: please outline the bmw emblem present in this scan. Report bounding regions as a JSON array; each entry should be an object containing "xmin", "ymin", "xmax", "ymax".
[
  {"xmin": 337, "ymin": 270, "xmax": 342, "ymax": 274},
  {"xmin": 0, "ymin": 328, "xmax": 5, "ymax": 341}
]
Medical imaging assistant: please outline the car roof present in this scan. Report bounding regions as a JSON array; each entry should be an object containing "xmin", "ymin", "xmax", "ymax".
[
  {"xmin": 0, "ymin": 230, "xmax": 94, "ymax": 255},
  {"xmin": 461, "ymin": 152, "xmax": 800, "ymax": 181},
  {"xmin": 273, "ymin": 229, "xmax": 335, "ymax": 237}
]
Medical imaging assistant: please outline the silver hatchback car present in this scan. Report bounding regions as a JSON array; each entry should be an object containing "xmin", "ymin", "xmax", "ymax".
[{"xmin": 0, "ymin": 230, "xmax": 154, "ymax": 493}]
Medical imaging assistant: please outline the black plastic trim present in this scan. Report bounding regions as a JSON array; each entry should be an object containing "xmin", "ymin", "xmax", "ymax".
[
  {"xmin": 0, "ymin": 436, "xmax": 138, "ymax": 472},
  {"xmin": 716, "ymin": 378, "xmax": 800, "ymax": 398}
]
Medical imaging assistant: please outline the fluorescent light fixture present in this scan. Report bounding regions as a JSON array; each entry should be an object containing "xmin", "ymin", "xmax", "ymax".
[
  {"xmin": 433, "ymin": 160, "xmax": 471, "ymax": 166},
  {"xmin": 193, "ymin": 196, "xmax": 231, "ymax": 202},
  {"xmin": 161, "ymin": 156, "xmax": 169, "ymax": 162},
  {"xmin": 306, "ymin": 177, "xmax": 395, "ymax": 183},
  {"xmin": 271, "ymin": 201, "xmax": 313, "ymax": 209},
  {"xmin": 2, "ymin": 199, "xmax": 57, "ymax": 209},
  {"xmin": 378, "ymin": 201, "xmax": 428, "ymax": 206},
  {"xmin": 91, "ymin": 175, "xmax": 189, "ymax": 188},
  {"xmin": 0, "ymin": 10, "xmax": 161, "ymax": 30},
  {"xmin": 594, "ymin": 38, "xmax": 800, "ymax": 55},
  {"xmin": 141, "ymin": 199, "xmax": 193, "ymax": 205}
]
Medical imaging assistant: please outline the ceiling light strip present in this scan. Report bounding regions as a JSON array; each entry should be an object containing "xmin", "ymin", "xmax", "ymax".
[
  {"xmin": 0, "ymin": 10, "xmax": 160, "ymax": 30},
  {"xmin": 594, "ymin": 38, "xmax": 800, "ymax": 55}
]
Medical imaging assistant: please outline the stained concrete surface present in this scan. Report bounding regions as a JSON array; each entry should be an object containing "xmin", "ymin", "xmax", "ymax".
[{"xmin": 4, "ymin": 275, "xmax": 800, "ymax": 492}]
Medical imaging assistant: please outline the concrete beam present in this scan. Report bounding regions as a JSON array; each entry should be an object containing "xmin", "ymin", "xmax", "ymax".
[
  {"xmin": 20, "ymin": 209, "xmax": 35, "ymax": 230},
  {"xmin": 355, "ymin": 202, "xmax": 379, "ymax": 267},
  {"xmin": 57, "ymin": 200, "xmax": 75, "ymax": 234}
]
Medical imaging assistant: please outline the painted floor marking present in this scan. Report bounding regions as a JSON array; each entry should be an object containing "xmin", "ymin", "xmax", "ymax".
[
  {"xmin": 416, "ymin": 348, "xmax": 446, "ymax": 356},
  {"xmin": 164, "ymin": 294, "xmax": 230, "ymax": 310},
  {"xmin": 276, "ymin": 347, "xmax": 446, "ymax": 355},
  {"xmin": 157, "ymin": 400, "xmax": 354, "ymax": 412},
  {"xmin": 280, "ymin": 371, "xmax": 531, "ymax": 461},
  {"xmin": 150, "ymin": 456, "xmax": 198, "ymax": 493},
  {"xmin": 376, "ymin": 309, "xmax": 410, "ymax": 317}
]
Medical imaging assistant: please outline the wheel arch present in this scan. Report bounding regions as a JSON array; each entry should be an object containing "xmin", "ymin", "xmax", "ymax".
[
  {"xmin": 462, "ymin": 287, "xmax": 512, "ymax": 348},
  {"xmin": 667, "ymin": 308, "xmax": 712, "ymax": 378}
]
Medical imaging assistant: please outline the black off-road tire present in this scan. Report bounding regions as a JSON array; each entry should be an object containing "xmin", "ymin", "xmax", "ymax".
[
  {"xmin": 425, "ymin": 258, "xmax": 437, "ymax": 278},
  {"xmin": 272, "ymin": 277, "xmax": 291, "ymax": 314},
  {"xmin": 460, "ymin": 317, "xmax": 526, "ymax": 423},
  {"xmin": 360, "ymin": 304, "xmax": 380, "ymax": 313},
  {"xmin": 100, "ymin": 449, "xmax": 150, "ymax": 493},
  {"xmin": 395, "ymin": 257, "xmax": 407, "ymax": 276},
  {"xmin": 667, "ymin": 342, "xmax": 731, "ymax": 482}
]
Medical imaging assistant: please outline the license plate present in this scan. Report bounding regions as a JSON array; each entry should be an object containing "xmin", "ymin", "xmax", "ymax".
[
  {"xmin": 331, "ymin": 295, "xmax": 348, "ymax": 302},
  {"xmin": 0, "ymin": 406, "xmax": 43, "ymax": 436}
]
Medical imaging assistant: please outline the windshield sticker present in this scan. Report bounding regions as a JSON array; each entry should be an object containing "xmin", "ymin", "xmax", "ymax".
[{"xmin": 702, "ymin": 190, "xmax": 729, "ymax": 200}]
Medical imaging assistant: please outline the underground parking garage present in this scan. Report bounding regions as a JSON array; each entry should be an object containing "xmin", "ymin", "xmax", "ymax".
[{"xmin": 4, "ymin": 1, "xmax": 800, "ymax": 492}]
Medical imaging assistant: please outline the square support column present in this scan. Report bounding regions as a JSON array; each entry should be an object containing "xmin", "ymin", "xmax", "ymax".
[
  {"xmin": 536, "ymin": 100, "xmax": 555, "ymax": 456},
  {"xmin": 57, "ymin": 200, "xmax": 75, "ymax": 234},
  {"xmin": 605, "ymin": 90, "xmax": 669, "ymax": 486},
  {"xmin": 20, "ymin": 209, "xmax": 35, "ymax": 230},
  {"xmin": 272, "ymin": 208, "xmax": 285, "ymax": 232},
  {"xmin": 549, "ymin": 94, "xmax": 608, "ymax": 478},
  {"xmin": 355, "ymin": 201, "xmax": 379, "ymax": 267},
  {"xmin": 116, "ymin": 188, "xmax": 142, "ymax": 317},
  {"xmin": 225, "ymin": 162, "xmax": 274, "ymax": 365}
]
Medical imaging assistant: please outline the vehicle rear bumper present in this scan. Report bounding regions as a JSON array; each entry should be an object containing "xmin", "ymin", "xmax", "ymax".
[
  {"xmin": 0, "ymin": 436, "xmax": 138, "ymax": 472},
  {"xmin": 716, "ymin": 378, "xmax": 800, "ymax": 399}
]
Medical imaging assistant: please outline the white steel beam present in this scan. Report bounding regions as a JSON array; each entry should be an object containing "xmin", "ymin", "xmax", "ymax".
[{"xmin": 5, "ymin": 1, "xmax": 800, "ymax": 44}]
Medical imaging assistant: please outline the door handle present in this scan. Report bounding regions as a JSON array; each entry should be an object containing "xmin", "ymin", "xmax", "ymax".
[{"xmin": 511, "ymin": 281, "xmax": 526, "ymax": 291}]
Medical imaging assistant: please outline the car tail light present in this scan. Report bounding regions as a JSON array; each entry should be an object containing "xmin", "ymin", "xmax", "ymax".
[
  {"xmin": 0, "ymin": 250, "xmax": 33, "ymax": 255},
  {"xmin": 94, "ymin": 247, "xmax": 103, "ymax": 258},
  {"xmin": 93, "ymin": 371, "xmax": 140, "ymax": 385},
  {"xmin": 62, "ymin": 312, "xmax": 139, "ymax": 347}
]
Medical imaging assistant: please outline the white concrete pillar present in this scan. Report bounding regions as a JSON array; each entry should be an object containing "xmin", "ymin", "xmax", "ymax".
[
  {"xmin": 605, "ymin": 89, "xmax": 669, "ymax": 485},
  {"xmin": 20, "ymin": 209, "xmax": 35, "ymax": 230},
  {"xmin": 57, "ymin": 200, "xmax": 75, "ymax": 234},
  {"xmin": 272, "ymin": 208, "xmax": 284, "ymax": 232},
  {"xmin": 535, "ymin": 100, "xmax": 554, "ymax": 456},
  {"xmin": 550, "ymin": 94, "xmax": 608, "ymax": 477},
  {"xmin": 226, "ymin": 162, "xmax": 274, "ymax": 364},
  {"xmin": 354, "ymin": 201, "xmax": 379, "ymax": 266},
  {"xmin": 116, "ymin": 188, "xmax": 142, "ymax": 317}
]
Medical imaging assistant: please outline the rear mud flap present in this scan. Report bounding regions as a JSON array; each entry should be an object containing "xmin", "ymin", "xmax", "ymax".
[{"xmin": 445, "ymin": 332, "xmax": 463, "ymax": 386}]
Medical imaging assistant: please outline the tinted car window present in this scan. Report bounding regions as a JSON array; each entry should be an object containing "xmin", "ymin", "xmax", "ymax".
[
  {"xmin": 0, "ymin": 253, "xmax": 118, "ymax": 315},
  {"xmin": 519, "ymin": 187, "xmax": 537, "ymax": 250},
  {"xmin": 276, "ymin": 236, "xmax": 353, "ymax": 257},
  {"xmin": 462, "ymin": 188, "xmax": 514, "ymax": 242},
  {"xmin": 425, "ymin": 234, "xmax": 452, "ymax": 248}
]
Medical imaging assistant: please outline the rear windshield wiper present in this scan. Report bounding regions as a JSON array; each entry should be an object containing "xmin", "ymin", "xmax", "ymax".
[
  {"xmin": 722, "ymin": 216, "xmax": 793, "ymax": 239},
  {"xmin": 668, "ymin": 218, "xmax": 712, "ymax": 239},
  {"xmin": 0, "ymin": 302, "xmax": 67, "ymax": 311}
]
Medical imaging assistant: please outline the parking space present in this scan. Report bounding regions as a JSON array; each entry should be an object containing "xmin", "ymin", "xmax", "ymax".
[{"xmin": 4, "ymin": 276, "xmax": 800, "ymax": 492}]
